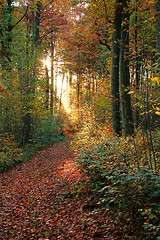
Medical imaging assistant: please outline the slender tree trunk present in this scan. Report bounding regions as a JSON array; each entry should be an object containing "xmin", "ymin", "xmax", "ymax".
[
  {"xmin": 92, "ymin": 75, "xmax": 95, "ymax": 93},
  {"xmin": 50, "ymin": 32, "xmax": 55, "ymax": 114},
  {"xmin": 22, "ymin": 2, "xmax": 35, "ymax": 145},
  {"xmin": 0, "ymin": 0, "xmax": 13, "ymax": 70},
  {"xmin": 34, "ymin": 1, "xmax": 41, "ymax": 44},
  {"xmin": 59, "ymin": 73, "xmax": 65, "ymax": 113},
  {"xmin": 22, "ymin": 20, "xmax": 31, "ymax": 145},
  {"xmin": 111, "ymin": 0, "xmax": 123, "ymax": 136},
  {"xmin": 120, "ymin": 0, "xmax": 134, "ymax": 137},
  {"xmin": 77, "ymin": 73, "xmax": 80, "ymax": 108},
  {"xmin": 45, "ymin": 64, "xmax": 50, "ymax": 110},
  {"xmin": 55, "ymin": 63, "xmax": 58, "ymax": 100},
  {"xmin": 31, "ymin": 0, "xmax": 41, "ymax": 90},
  {"xmin": 87, "ymin": 69, "xmax": 91, "ymax": 104},
  {"xmin": 135, "ymin": 5, "xmax": 140, "ymax": 87},
  {"xmin": 69, "ymin": 71, "xmax": 73, "ymax": 105},
  {"xmin": 134, "ymin": 3, "xmax": 140, "ymax": 128},
  {"xmin": 7, "ymin": 0, "xmax": 13, "ymax": 48},
  {"xmin": 0, "ymin": 0, "xmax": 13, "ymax": 133},
  {"xmin": 22, "ymin": 1, "xmax": 41, "ymax": 145},
  {"xmin": 155, "ymin": 0, "xmax": 160, "ymax": 74},
  {"xmin": 31, "ymin": 0, "xmax": 41, "ymax": 46},
  {"xmin": 22, "ymin": 111, "xmax": 31, "ymax": 146}
]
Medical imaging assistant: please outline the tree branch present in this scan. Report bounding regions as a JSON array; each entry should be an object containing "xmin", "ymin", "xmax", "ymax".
[
  {"xmin": 39, "ymin": 29, "xmax": 57, "ymax": 43},
  {"xmin": 98, "ymin": 38, "xmax": 111, "ymax": 51},
  {"xmin": 12, "ymin": 6, "xmax": 29, "ymax": 30}
]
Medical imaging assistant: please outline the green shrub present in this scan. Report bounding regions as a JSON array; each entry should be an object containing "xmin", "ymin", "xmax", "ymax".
[
  {"xmin": 0, "ymin": 114, "xmax": 66, "ymax": 172},
  {"xmin": 0, "ymin": 134, "xmax": 23, "ymax": 172},
  {"xmin": 32, "ymin": 113, "xmax": 65, "ymax": 147},
  {"xmin": 75, "ymin": 128, "xmax": 160, "ymax": 237}
]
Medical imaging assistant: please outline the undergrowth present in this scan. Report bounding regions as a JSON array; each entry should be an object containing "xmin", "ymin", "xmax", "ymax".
[
  {"xmin": 0, "ymin": 113, "xmax": 67, "ymax": 173},
  {"xmin": 0, "ymin": 134, "xmax": 23, "ymax": 172},
  {"xmin": 73, "ymin": 120, "xmax": 160, "ymax": 239}
]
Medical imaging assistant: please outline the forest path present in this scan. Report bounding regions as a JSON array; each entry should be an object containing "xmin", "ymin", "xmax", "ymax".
[{"xmin": 0, "ymin": 140, "xmax": 115, "ymax": 240}]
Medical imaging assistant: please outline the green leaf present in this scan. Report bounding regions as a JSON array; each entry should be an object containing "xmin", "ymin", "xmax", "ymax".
[{"xmin": 149, "ymin": 214, "xmax": 156, "ymax": 219}]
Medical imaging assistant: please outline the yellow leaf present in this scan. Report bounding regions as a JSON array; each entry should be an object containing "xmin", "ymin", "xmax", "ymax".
[
  {"xmin": 128, "ymin": 90, "xmax": 134, "ymax": 94},
  {"xmin": 155, "ymin": 111, "xmax": 160, "ymax": 115},
  {"xmin": 138, "ymin": 185, "xmax": 142, "ymax": 190},
  {"xmin": 151, "ymin": 77, "xmax": 160, "ymax": 85}
]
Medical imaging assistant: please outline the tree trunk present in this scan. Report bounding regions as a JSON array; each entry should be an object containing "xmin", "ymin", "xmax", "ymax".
[
  {"xmin": 21, "ymin": 20, "xmax": 31, "ymax": 145},
  {"xmin": 111, "ymin": 0, "xmax": 123, "ymax": 136},
  {"xmin": 155, "ymin": 0, "xmax": 160, "ymax": 73},
  {"xmin": 7, "ymin": 0, "xmax": 13, "ymax": 47},
  {"xmin": 59, "ymin": 73, "xmax": 65, "ymax": 114},
  {"xmin": 120, "ymin": 0, "xmax": 134, "ymax": 137},
  {"xmin": 22, "ymin": 1, "xmax": 41, "ymax": 145},
  {"xmin": 69, "ymin": 71, "xmax": 73, "ymax": 105},
  {"xmin": 31, "ymin": 0, "xmax": 41, "ymax": 89},
  {"xmin": 54, "ymin": 55, "xmax": 58, "ymax": 112},
  {"xmin": 45, "ymin": 64, "xmax": 50, "ymax": 110},
  {"xmin": 34, "ymin": 1, "xmax": 41, "ymax": 45},
  {"xmin": 0, "ymin": 0, "xmax": 13, "ymax": 70},
  {"xmin": 77, "ymin": 73, "xmax": 80, "ymax": 108},
  {"xmin": 134, "ymin": 3, "xmax": 140, "ymax": 128},
  {"xmin": 50, "ymin": 32, "xmax": 55, "ymax": 114}
]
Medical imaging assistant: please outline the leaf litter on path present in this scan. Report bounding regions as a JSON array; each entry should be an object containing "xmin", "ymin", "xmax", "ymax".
[{"xmin": 0, "ymin": 140, "xmax": 116, "ymax": 239}]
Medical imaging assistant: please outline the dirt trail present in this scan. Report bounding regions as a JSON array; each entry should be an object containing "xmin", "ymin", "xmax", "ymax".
[{"xmin": 0, "ymin": 140, "xmax": 115, "ymax": 240}]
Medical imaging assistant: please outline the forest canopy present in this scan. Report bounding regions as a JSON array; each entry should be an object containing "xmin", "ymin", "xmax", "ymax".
[{"xmin": 0, "ymin": 0, "xmax": 159, "ymax": 161}]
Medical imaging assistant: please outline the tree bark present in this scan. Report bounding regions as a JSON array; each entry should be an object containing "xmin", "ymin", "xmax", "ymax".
[
  {"xmin": 0, "ymin": 0, "xmax": 13, "ymax": 69},
  {"xmin": 45, "ymin": 64, "xmax": 50, "ymax": 110},
  {"xmin": 111, "ymin": 0, "xmax": 123, "ymax": 136},
  {"xmin": 120, "ymin": 0, "xmax": 134, "ymax": 137},
  {"xmin": 59, "ymin": 73, "xmax": 65, "ymax": 114},
  {"xmin": 7, "ymin": 0, "xmax": 13, "ymax": 47},
  {"xmin": 21, "ymin": 20, "xmax": 31, "ymax": 145},
  {"xmin": 134, "ymin": 3, "xmax": 141, "ymax": 128},
  {"xmin": 155, "ymin": 0, "xmax": 160, "ymax": 74},
  {"xmin": 50, "ymin": 32, "xmax": 55, "ymax": 114},
  {"xmin": 22, "ymin": 1, "xmax": 41, "ymax": 145},
  {"xmin": 69, "ymin": 71, "xmax": 73, "ymax": 105},
  {"xmin": 77, "ymin": 73, "xmax": 80, "ymax": 108}
]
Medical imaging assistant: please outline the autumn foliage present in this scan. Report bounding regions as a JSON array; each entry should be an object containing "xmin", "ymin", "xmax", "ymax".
[
  {"xmin": 0, "ymin": 0, "xmax": 160, "ymax": 239},
  {"xmin": 73, "ymin": 122, "xmax": 160, "ymax": 239}
]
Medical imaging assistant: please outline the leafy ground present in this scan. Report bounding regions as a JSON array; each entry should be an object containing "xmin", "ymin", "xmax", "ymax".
[{"xmin": 0, "ymin": 140, "xmax": 151, "ymax": 239}]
